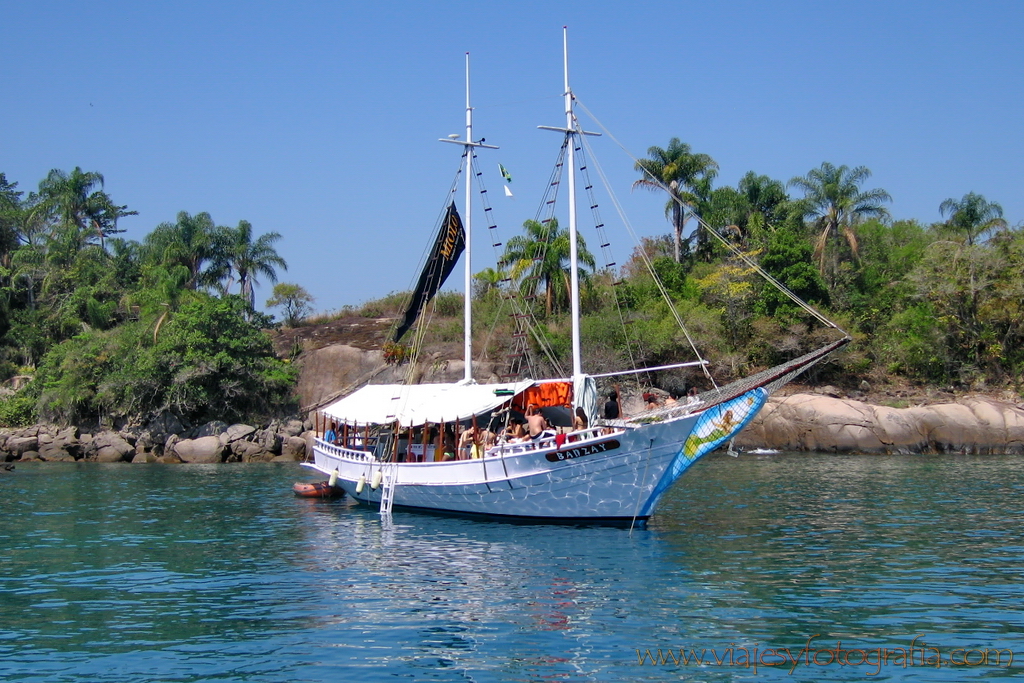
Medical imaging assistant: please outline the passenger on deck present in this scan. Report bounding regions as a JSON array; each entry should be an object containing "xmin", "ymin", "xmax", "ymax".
[
  {"xmin": 603, "ymin": 391, "xmax": 620, "ymax": 420},
  {"xmin": 643, "ymin": 393, "xmax": 659, "ymax": 411},
  {"xmin": 459, "ymin": 425, "xmax": 491, "ymax": 459},
  {"xmin": 441, "ymin": 432, "xmax": 457, "ymax": 461},
  {"xmin": 504, "ymin": 420, "xmax": 527, "ymax": 443},
  {"xmin": 573, "ymin": 407, "xmax": 589, "ymax": 431},
  {"xmin": 324, "ymin": 422, "xmax": 338, "ymax": 445},
  {"xmin": 525, "ymin": 404, "xmax": 551, "ymax": 441}
]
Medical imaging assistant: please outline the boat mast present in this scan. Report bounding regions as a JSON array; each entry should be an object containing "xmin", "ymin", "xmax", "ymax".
[
  {"xmin": 563, "ymin": 30, "xmax": 582, "ymax": 380},
  {"xmin": 539, "ymin": 28, "xmax": 599, "ymax": 382},
  {"xmin": 440, "ymin": 53, "xmax": 497, "ymax": 383}
]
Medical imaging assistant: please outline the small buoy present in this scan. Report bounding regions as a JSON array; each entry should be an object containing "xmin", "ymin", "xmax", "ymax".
[
  {"xmin": 371, "ymin": 470, "xmax": 383, "ymax": 490},
  {"xmin": 356, "ymin": 474, "xmax": 366, "ymax": 494},
  {"xmin": 328, "ymin": 469, "xmax": 339, "ymax": 487}
]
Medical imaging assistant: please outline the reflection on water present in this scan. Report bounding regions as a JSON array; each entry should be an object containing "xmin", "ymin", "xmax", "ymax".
[{"xmin": 1, "ymin": 455, "xmax": 1023, "ymax": 681}]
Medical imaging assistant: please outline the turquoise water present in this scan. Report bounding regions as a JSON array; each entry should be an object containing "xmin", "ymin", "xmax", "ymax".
[{"xmin": 1, "ymin": 454, "xmax": 1023, "ymax": 681}]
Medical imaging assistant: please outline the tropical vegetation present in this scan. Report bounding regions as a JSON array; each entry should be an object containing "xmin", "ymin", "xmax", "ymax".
[
  {"xmin": 0, "ymin": 170, "xmax": 294, "ymax": 428},
  {"xmin": 2, "ymin": 141, "xmax": 1022, "ymax": 427}
]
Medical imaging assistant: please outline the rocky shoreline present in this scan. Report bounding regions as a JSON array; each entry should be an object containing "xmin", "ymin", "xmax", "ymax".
[
  {"xmin": 0, "ymin": 413, "xmax": 314, "ymax": 464},
  {"xmin": 4, "ymin": 391, "xmax": 1024, "ymax": 464},
  {"xmin": 734, "ymin": 392, "xmax": 1024, "ymax": 455}
]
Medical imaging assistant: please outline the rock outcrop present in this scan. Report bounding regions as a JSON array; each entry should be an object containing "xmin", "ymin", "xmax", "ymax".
[
  {"xmin": 0, "ymin": 417, "xmax": 316, "ymax": 464},
  {"xmin": 735, "ymin": 393, "xmax": 1024, "ymax": 454}
]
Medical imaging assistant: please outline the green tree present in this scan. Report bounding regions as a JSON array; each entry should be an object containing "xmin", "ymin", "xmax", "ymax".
[
  {"xmin": 633, "ymin": 138, "xmax": 718, "ymax": 264},
  {"xmin": 266, "ymin": 282, "xmax": 314, "ymax": 326},
  {"xmin": 756, "ymin": 225, "xmax": 829, "ymax": 319},
  {"xmin": 502, "ymin": 218, "xmax": 595, "ymax": 315},
  {"xmin": 35, "ymin": 294, "xmax": 295, "ymax": 425},
  {"xmin": 214, "ymin": 220, "xmax": 287, "ymax": 309},
  {"xmin": 788, "ymin": 162, "xmax": 892, "ymax": 286},
  {"xmin": 144, "ymin": 211, "xmax": 220, "ymax": 290},
  {"xmin": 737, "ymin": 171, "xmax": 790, "ymax": 246},
  {"xmin": 472, "ymin": 267, "xmax": 505, "ymax": 301},
  {"xmin": 938, "ymin": 192, "xmax": 1007, "ymax": 246},
  {"xmin": 0, "ymin": 173, "xmax": 23, "ymax": 269},
  {"xmin": 35, "ymin": 167, "xmax": 135, "ymax": 252}
]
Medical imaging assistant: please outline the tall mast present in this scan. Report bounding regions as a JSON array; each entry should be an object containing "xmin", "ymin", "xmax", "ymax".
[
  {"xmin": 539, "ymin": 27, "xmax": 599, "ymax": 381},
  {"xmin": 440, "ymin": 53, "xmax": 496, "ymax": 383}
]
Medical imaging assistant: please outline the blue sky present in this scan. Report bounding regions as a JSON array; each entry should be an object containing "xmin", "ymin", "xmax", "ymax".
[{"xmin": 4, "ymin": 1, "xmax": 1022, "ymax": 315}]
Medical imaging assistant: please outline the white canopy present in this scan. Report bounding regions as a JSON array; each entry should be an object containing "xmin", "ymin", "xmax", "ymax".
[{"xmin": 321, "ymin": 381, "xmax": 536, "ymax": 426}]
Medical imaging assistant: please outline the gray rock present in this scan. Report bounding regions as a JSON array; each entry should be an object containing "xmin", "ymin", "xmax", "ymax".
[
  {"xmin": 88, "ymin": 431, "xmax": 134, "ymax": 461},
  {"xmin": 145, "ymin": 411, "xmax": 185, "ymax": 441},
  {"xmin": 735, "ymin": 394, "xmax": 1024, "ymax": 455},
  {"xmin": 220, "ymin": 424, "xmax": 257, "ymax": 445},
  {"xmin": 96, "ymin": 446, "xmax": 131, "ymax": 463},
  {"xmin": 281, "ymin": 419, "xmax": 305, "ymax": 437},
  {"xmin": 256, "ymin": 429, "xmax": 282, "ymax": 455},
  {"xmin": 173, "ymin": 436, "xmax": 226, "ymax": 463},
  {"xmin": 131, "ymin": 452, "xmax": 160, "ymax": 464},
  {"xmin": 195, "ymin": 421, "xmax": 229, "ymax": 438},
  {"xmin": 7, "ymin": 436, "xmax": 38, "ymax": 457},
  {"xmin": 280, "ymin": 435, "xmax": 307, "ymax": 460},
  {"xmin": 230, "ymin": 439, "xmax": 265, "ymax": 462}
]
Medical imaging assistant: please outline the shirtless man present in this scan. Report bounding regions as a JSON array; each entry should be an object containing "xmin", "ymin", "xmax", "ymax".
[{"xmin": 525, "ymin": 404, "xmax": 549, "ymax": 439}]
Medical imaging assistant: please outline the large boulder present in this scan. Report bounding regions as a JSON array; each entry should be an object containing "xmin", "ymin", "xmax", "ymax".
[
  {"xmin": 220, "ymin": 424, "xmax": 257, "ymax": 445},
  {"xmin": 280, "ymin": 435, "xmax": 307, "ymax": 460},
  {"xmin": 735, "ymin": 394, "xmax": 1024, "ymax": 454},
  {"xmin": 230, "ymin": 439, "xmax": 266, "ymax": 462},
  {"xmin": 145, "ymin": 411, "xmax": 185, "ymax": 441},
  {"xmin": 255, "ymin": 429, "xmax": 282, "ymax": 455},
  {"xmin": 195, "ymin": 421, "xmax": 229, "ymax": 439},
  {"xmin": 6, "ymin": 436, "xmax": 39, "ymax": 458},
  {"xmin": 173, "ymin": 436, "xmax": 227, "ymax": 463},
  {"xmin": 89, "ymin": 431, "xmax": 135, "ymax": 463}
]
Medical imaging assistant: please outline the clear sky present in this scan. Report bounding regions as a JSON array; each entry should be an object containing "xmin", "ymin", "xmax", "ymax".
[{"xmin": 4, "ymin": 1, "xmax": 1022, "ymax": 315}]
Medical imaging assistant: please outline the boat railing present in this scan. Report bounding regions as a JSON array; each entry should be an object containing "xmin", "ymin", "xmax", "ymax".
[
  {"xmin": 485, "ymin": 425, "xmax": 620, "ymax": 458},
  {"xmin": 315, "ymin": 438, "xmax": 372, "ymax": 461},
  {"xmin": 316, "ymin": 426, "xmax": 624, "ymax": 464}
]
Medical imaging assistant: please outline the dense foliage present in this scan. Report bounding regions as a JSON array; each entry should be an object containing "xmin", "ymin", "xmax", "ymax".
[
  {"xmin": 2, "ymin": 146, "xmax": 1021, "ymax": 428},
  {"xmin": 351, "ymin": 151, "xmax": 1022, "ymax": 398},
  {"xmin": 0, "ymin": 170, "xmax": 293, "ymax": 427}
]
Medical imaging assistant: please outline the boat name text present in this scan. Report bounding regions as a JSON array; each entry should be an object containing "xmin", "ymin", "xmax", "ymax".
[{"xmin": 546, "ymin": 439, "xmax": 620, "ymax": 462}]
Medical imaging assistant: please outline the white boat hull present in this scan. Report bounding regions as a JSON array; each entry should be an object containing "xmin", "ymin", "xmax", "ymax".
[{"xmin": 306, "ymin": 414, "xmax": 703, "ymax": 523}]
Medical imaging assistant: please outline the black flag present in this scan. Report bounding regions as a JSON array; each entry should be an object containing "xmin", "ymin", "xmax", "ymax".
[{"xmin": 393, "ymin": 202, "xmax": 465, "ymax": 341}]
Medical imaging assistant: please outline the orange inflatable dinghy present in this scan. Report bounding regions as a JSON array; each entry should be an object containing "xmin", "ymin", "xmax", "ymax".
[{"xmin": 292, "ymin": 481, "xmax": 344, "ymax": 499}]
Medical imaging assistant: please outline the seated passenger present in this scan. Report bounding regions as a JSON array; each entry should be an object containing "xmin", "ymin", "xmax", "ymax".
[{"xmin": 525, "ymin": 404, "xmax": 550, "ymax": 441}]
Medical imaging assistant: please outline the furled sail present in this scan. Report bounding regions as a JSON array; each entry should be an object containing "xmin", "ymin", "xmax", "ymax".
[{"xmin": 393, "ymin": 202, "xmax": 465, "ymax": 341}]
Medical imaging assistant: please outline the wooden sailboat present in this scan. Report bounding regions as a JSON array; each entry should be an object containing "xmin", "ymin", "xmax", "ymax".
[{"xmin": 304, "ymin": 35, "xmax": 848, "ymax": 524}]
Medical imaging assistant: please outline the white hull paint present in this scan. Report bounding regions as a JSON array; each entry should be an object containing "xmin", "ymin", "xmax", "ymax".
[{"xmin": 305, "ymin": 412, "xmax": 703, "ymax": 522}]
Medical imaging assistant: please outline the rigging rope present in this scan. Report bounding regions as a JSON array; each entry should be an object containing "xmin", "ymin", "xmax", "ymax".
[{"xmin": 572, "ymin": 96, "xmax": 849, "ymax": 336}]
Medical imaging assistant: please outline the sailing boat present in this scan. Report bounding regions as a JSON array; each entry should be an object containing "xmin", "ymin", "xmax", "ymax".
[{"xmin": 305, "ymin": 37, "xmax": 848, "ymax": 524}]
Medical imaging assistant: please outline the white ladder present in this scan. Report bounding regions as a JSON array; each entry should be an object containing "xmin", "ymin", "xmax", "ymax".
[{"xmin": 379, "ymin": 461, "xmax": 398, "ymax": 518}]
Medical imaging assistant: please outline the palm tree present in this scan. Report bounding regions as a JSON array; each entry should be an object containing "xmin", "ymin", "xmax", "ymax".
[
  {"xmin": 788, "ymin": 162, "xmax": 891, "ymax": 284},
  {"xmin": 35, "ymin": 167, "xmax": 134, "ymax": 251},
  {"xmin": 633, "ymin": 138, "xmax": 718, "ymax": 264},
  {"xmin": 215, "ymin": 220, "xmax": 287, "ymax": 310},
  {"xmin": 144, "ymin": 211, "xmax": 220, "ymax": 290},
  {"xmin": 501, "ymin": 218, "xmax": 595, "ymax": 315},
  {"xmin": 472, "ymin": 267, "xmax": 505, "ymax": 301},
  {"xmin": 737, "ymin": 171, "xmax": 788, "ymax": 229},
  {"xmin": 939, "ymin": 192, "xmax": 1007, "ymax": 246}
]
